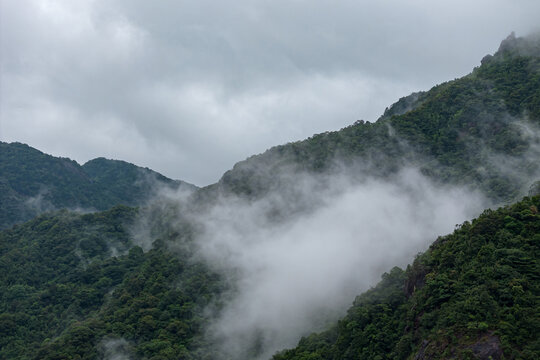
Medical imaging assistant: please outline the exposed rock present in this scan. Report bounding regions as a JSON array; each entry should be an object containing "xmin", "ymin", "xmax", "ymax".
[
  {"xmin": 528, "ymin": 180, "xmax": 540, "ymax": 196},
  {"xmin": 404, "ymin": 262, "xmax": 427, "ymax": 298},
  {"xmin": 469, "ymin": 334, "xmax": 503, "ymax": 360},
  {"xmin": 496, "ymin": 31, "xmax": 540, "ymax": 58},
  {"xmin": 413, "ymin": 340, "xmax": 430, "ymax": 360},
  {"xmin": 498, "ymin": 32, "xmax": 517, "ymax": 53}
]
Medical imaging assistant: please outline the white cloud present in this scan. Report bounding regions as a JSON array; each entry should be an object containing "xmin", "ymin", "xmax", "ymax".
[{"xmin": 190, "ymin": 168, "xmax": 487, "ymax": 359}]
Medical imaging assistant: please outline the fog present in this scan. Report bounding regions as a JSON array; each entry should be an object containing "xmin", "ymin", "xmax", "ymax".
[
  {"xmin": 99, "ymin": 337, "xmax": 133, "ymax": 360},
  {"xmin": 120, "ymin": 51, "xmax": 540, "ymax": 358},
  {"xmin": 186, "ymin": 168, "xmax": 487, "ymax": 359},
  {"xmin": 139, "ymin": 117, "xmax": 540, "ymax": 359},
  {"xmin": 123, "ymin": 112, "xmax": 540, "ymax": 360},
  {"xmin": 489, "ymin": 120, "xmax": 540, "ymax": 196}
]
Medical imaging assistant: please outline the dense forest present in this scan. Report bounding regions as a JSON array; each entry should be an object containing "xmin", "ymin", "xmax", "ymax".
[
  {"xmin": 273, "ymin": 195, "xmax": 540, "ymax": 359},
  {"xmin": 0, "ymin": 143, "xmax": 195, "ymax": 230},
  {"xmin": 0, "ymin": 33, "xmax": 539, "ymax": 359},
  {"xmin": 211, "ymin": 33, "xmax": 540, "ymax": 204},
  {"xmin": 0, "ymin": 206, "xmax": 224, "ymax": 359}
]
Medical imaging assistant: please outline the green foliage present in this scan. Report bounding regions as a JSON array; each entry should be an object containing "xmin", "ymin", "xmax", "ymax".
[
  {"xmin": 0, "ymin": 207, "xmax": 224, "ymax": 360},
  {"xmin": 82, "ymin": 157, "xmax": 194, "ymax": 209},
  {"xmin": 2, "ymin": 33, "xmax": 539, "ymax": 360},
  {"xmin": 0, "ymin": 143, "xmax": 194, "ymax": 230},
  {"xmin": 273, "ymin": 196, "xmax": 540, "ymax": 360},
  {"xmin": 214, "ymin": 35, "xmax": 540, "ymax": 204}
]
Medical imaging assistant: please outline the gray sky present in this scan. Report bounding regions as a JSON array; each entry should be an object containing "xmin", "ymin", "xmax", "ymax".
[{"xmin": 1, "ymin": 0, "xmax": 539, "ymax": 185}]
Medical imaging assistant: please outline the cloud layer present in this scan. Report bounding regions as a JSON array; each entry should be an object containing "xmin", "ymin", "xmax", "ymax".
[
  {"xmin": 2, "ymin": 0, "xmax": 540, "ymax": 185},
  {"xmin": 189, "ymin": 168, "xmax": 487, "ymax": 359}
]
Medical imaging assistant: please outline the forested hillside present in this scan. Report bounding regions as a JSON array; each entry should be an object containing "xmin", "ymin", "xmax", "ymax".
[
  {"xmin": 0, "ymin": 33, "xmax": 539, "ymax": 359},
  {"xmin": 0, "ymin": 142, "xmax": 195, "ymax": 230},
  {"xmin": 210, "ymin": 33, "xmax": 540, "ymax": 203},
  {"xmin": 273, "ymin": 195, "xmax": 540, "ymax": 360},
  {"xmin": 0, "ymin": 206, "xmax": 224, "ymax": 359}
]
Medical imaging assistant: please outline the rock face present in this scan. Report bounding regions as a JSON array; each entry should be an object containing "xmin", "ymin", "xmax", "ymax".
[
  {"xmin": 413, "ymin": 340, "xmax": 430, "ymax": 360},
  {"xmin": 469, "ymin": 334, "xmax": 503, "ymax": 360},
  {"xmin": 498, "ymin": 31, "xmax": 518, "ymax": 53},
  {"xmin": 413, "ymin": 333, "xmax": 503, "ymax": 360},
  {"xmin": 404, "ymin": 262, "xmax": 427, "ymax": 298},
  {"xmin": 497, "ymin": 31, "xmax": 540, "ymax": 57}
]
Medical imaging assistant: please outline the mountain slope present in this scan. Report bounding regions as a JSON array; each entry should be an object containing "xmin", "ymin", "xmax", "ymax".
[
  {"xmin": 0, "ymin": 142, "xmax": 196, "ymax": 230},
  {"xmin": 1, "ymin": 33, "xmax": 539, "ymax": 360},
  {"xmin": 207, "ymin": 33, "xmax": 540, "ymax": 204},
  {"xmin": 0, "ymin": 206, "xmax": 223, "ymax": 359},
  {"xmin": 273, "ymin": 195, "xmax": 540, "ymax": 360}
]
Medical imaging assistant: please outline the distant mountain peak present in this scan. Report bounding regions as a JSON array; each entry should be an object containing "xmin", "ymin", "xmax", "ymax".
[{"xmin": 497, "ymin": 31, "xmax": 540, "ymax": 57}]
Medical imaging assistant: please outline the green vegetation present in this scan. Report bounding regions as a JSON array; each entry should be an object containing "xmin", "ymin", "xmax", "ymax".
[
  {"xmin": 273, "ymin": 195, "xmax": 540, "ymax": 360},
  {"xmin": 214, "ymin": 34, "xmax": 540, "ymax": 203},
  {"xmin": 0, "ymin": 206, "xmax": 224, "ymax": 359},
  {"xmin": 0, "ymin": 33, "xmax": 539, "ymax": 359},
  {"xmin": 0, "ymin": 143, "xmax": 194, "ymax": 230}
]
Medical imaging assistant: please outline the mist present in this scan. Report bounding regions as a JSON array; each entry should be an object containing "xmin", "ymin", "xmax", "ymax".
[
  {"xmin": 99, "ymin": 337, "xmax": 133, "ymax": 360},
  {"xmin": 123, "ymin": 109, "xmax": 540, "ymax": 360},
  {"xmin": 122, "ymin": 67, "xmax": 540, "ymax": 359},
  {"xmin": 489, "ymin": 120, "xmax": 540, "ymax": 195},
  {"xmin": 184, "ymin": 167, "xmax": 487, "ymax": 359}
]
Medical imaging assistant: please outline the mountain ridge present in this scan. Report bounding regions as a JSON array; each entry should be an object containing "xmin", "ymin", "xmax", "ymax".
[
  {"xmin": 202, "ymin": 32, "xmax": 540, "ymax": 206},
  {"xmin": 0, "ymin": 141, "xmax": 196, "ymax": 230},
  {"xmin": 0, "ymin": 33, "xmax": 539, "ymax": 359},
  {"xmin": 273, "ymin": 194, "xmax": 540, "ymax": 360}
]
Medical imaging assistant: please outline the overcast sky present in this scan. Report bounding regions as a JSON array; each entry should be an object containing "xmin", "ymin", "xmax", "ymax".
[{"xmin": 1, "ymin": 0, "xmax": 539, "ymax": 185}]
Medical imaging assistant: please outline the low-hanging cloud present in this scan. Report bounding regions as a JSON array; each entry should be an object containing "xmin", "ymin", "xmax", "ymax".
[
  {"xmin": 129, "ymin": 115, "xmax": 540, "ymax": 359},
  {"xmin": 489, "ymin": 120, "xmax": 540, "ymax": 194},
  {"xmin": 99, "ymin": 337, "xmax": 133, "ymax": 360},
  {"xmin": 186, "ymin": 167, "xmax": 487, "ymax": 359}
]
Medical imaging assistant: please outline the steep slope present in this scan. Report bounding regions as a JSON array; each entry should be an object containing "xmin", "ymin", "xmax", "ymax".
[
  {"xmin": 206, "ymin": 33, "xmax": 540, "ymax": 204},
  {"xmin": 273, "ymin": 195, "xmax": 540, "ymax": 360},
  {"xmin": 1, "ymin": 33, "xmax": 539, "ymax": 360},
  {"xmin": 0, "ymin": 142, "xmax": 195, "ymax": 229},
  {"xmin": 82, "ymin": 157, "xmax": 196, "ymax": 208},
  {"xmin": 0, "ymin": 206, "xmax": 223, "ymax": 359}
]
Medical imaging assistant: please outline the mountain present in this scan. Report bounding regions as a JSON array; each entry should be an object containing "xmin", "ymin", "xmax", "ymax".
[
  {"xmin": 205, "ymin": 32, "xmax": 540, "ymax": 205},
  {"xmin": 0, "ymin": 206, "xmax": 223, "ymax": 359},
  {"xmin": 0, "ymin": 33, "xmax": 539, "ymax": 360},
  {"xmin": 273, "ymin": 195, "xmax": 540, "ymax": 360},
  {"xmin": 0, "ymin": 142, "xmax": 196, "ymax": 230}
]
